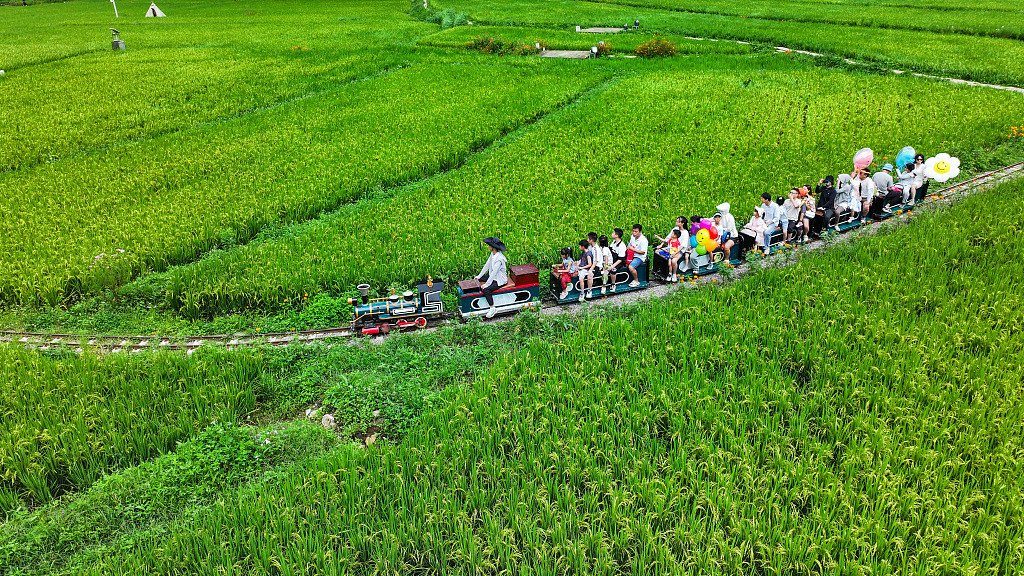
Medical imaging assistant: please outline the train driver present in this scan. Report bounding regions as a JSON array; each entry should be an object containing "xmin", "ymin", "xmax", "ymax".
[{"xmin": 475, "ymin": 237, "xmax": 508, "ymax": 318}]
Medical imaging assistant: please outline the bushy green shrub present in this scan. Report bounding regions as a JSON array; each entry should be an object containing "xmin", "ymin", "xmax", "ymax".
[
  {"xmin": 635, "ymin": 35, "xmax": 678, "ymax": 58},
  {"xmin": 466, "ymin": 36, "xmax": 539, "ymax": 56},
  {"xmin": 298, "ymin": 292, "xmax": 354, "ymax": 329},
  {"xmin": 410, "ymin": 1, "xmax": 467, "ymax": 30}
]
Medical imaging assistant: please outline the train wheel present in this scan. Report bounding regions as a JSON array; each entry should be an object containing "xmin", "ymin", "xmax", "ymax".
[{"xmin": 415, "ymin": 317, "xmax": 427, "ymax": 328}]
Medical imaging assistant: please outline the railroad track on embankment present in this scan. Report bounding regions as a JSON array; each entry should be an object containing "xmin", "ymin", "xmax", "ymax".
[{"xmin": 1, "ymin": 160, "xmax": 1022, "ymax": 355}]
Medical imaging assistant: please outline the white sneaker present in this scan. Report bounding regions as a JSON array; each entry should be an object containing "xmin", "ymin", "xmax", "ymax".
[
  {"xmin": 559, "ymin": 290, "xmax": 569, "ymax": 300},
  {"xmin": 628, "ymin": 280, "xmax": 640, "ymax": 288},
  {"xmin": 609, "ymin": 285, "xmax": 616, "ymax": 292},
  {"xmin": 601, "ymin": 287, "xmax": 606, "ymax": 295},
  {"xmin": 485, "ymin": 307, "xmax": 496, "ymax": 318},
  {"xmin": 580, "ymin": 292, "xmax": 587, "ymax": 302},
  {"xmin": 670, "ymin": 274, "xmax": 677, "ymax": 282}
]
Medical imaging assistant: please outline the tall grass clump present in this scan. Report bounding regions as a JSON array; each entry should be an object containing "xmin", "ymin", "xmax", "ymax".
[
  {"xmin": 0, "ymin": 347, "xmax": 262, "ymax": 515},
  {"xmin": 81, "ymin": 179, "xmax": 1024, "ymax": 573}
]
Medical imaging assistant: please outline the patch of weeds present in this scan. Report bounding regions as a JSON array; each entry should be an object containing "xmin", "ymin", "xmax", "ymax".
[{"xmin": 0, "ymin": 420, "xmax": 337, "ymax": 576}]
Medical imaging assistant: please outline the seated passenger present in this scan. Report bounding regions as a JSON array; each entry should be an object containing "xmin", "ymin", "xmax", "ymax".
[
  {"xmin": 896, "ymin": 162, "xmax": 916, "ymax": 204},
  {"xmin": 740, "ymin": 206, "xmax": 768, "ymax": 256},
  {"xmin": 577, "ymin": 239, "xmax": 596, "ymax": 301},
  {"xmin": 655, "ymin": 216, "xmax": 687, "ymax": 244},
  {"xmin": 715, "ymin": 202, "xmax": 738, "ymax": 254},
  {"xmin": 851, "ymin": 168, "xmax": 875, "ymax": 223},
  {"xmin": 597, "ymin": 235, "xmax": 613, "ymax": 295},
  {"xmin": 664, "ymin": 229, "xmax": 684, "ymax": 282},
  {"xmin": 587, "ymin": 232, "xmax": 603, "ymax": 295},
  {"xmin": 812, "ymin": 175, "xmax": 837, "ymax": 237},
  {"xmin": 760, "ymin": 194, "xmax": 782, "ymax": 254},
  {"xmin": 783, "ymin": 188, "xmax": 802, "ymax": 243},
  {"xmin": 626, "ymin": 224, "xmax": 648, "ymax": 288},
  {"xmin": 834, "ymin": 173, "xmax": 854, "ymax": 229},
  {"xmin": 475, "ymin": 237, "xmax": 508, "ymax": 318},
  {"xmin": 800, "ymin": 188, "xmax": 816, "ymax": 242},
  {"xmin": 607, "ymin": 228, "xmax": 628, "ymax": 291},
  {"xmin": 912, "ymin": 153, "xmax": 929, "ymax": 203},
  {"xmin": 555, "ymin": 247, "xmax": 577, "ymax": 300},
  {"xmin": 712, "ymin": 211, "xmax": 736, "ymax": 258}
]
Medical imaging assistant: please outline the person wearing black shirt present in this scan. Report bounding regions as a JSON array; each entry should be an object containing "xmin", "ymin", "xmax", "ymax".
[{"xmin": 811, "ymin": 175, "xmax": 837, "ymax": 239}]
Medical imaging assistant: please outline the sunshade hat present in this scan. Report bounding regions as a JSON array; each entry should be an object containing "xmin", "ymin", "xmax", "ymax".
[{"xmin": 482, "ymin": 237, "xmax": 507, "ymax": 252}]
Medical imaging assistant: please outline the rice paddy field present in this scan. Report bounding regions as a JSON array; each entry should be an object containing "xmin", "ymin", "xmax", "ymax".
[{"xmin": 2, "ymin": 0, "xmax": 1023, "ymax": 573}]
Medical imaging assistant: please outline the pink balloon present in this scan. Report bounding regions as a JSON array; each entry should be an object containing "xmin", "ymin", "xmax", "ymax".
[
  {"xmin": 700, "ymin": 219, "xmax": 713, "ymax": 229},
  {"xmin": 853, "ymin": 147, "xmax": 874, "ymax": 170}
]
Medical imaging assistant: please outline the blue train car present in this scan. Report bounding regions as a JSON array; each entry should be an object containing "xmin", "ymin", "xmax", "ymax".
[
  {"xmin": 550, "ymin": 261, "xmax": 649, "ymax": 304},
  {"xmin": 349, "ymin": 278, "xmax": 445, "ymax": 335},
  {"xmin": 457, "ymin": 264, "xmax": 541, "ymax": 319}
]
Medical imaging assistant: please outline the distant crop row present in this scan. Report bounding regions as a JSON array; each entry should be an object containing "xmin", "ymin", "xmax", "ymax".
[
  {"xmin": 168, "ymin": 60, "xmax": 1024, "ymax": 314},
  {"xmin": 0, "ymin": 346, "xmax": 261, "ymax": 515},
  {"xmin": 436, "ymin": 0, "xmax": 1024, "ymax": 87},
  {"xmin": 0, "ymin": 59, "xmax": 607, "ymax": 306},
  {"xmin": 420, "ymin": 25, "xmax": 753, "ymax": 55},
  {"xmin": 590, "ymin": 0, "xmax": 1024, "ymax": 40},
  {"xmin": 82, "ymin": 174, "xmax": 1024, "ymax": 575}
]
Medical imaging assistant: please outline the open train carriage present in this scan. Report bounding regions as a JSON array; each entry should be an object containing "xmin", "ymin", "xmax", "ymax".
[
  {"xmin": 458, "ymin": 264, "xmax": 541, "ymax": 319},
  {"xmin": 349, "ymin": 278, "xmax": 445, "ymax": 335},
  {"xmin": 550, "ymin": 260, "xmax": 649, "ymax": 304}
]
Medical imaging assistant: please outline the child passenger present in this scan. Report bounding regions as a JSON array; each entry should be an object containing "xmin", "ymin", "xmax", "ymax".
[
  {"xmin": 665, "ymin": 229, "xmax": 684, "ymax": 282},
  {"xmin": 598, "ymin": 235, "xmax": 613, "ymax": 295},
  {"xmin": 577, "ymin": 239, "xmax": 596, "ymax": 301},
  {"xmin": 555, "ymin": 247, "xmax": 577, "ymax": 300}
]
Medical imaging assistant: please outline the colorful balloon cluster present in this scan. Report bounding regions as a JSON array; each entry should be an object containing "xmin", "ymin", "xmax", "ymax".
[{"xmin": 689, "ymin": 219, "xmax": 720, "ymax": 255}]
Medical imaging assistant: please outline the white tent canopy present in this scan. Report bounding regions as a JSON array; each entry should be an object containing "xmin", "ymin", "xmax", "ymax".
[{"xmin": 145, "ymin": 2, "xmax": 165, "ymax": 17}]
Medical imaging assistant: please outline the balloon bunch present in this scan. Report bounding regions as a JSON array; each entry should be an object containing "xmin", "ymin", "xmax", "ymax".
[{"xmin": 689, "ymin": 219, "xmax": 720, "ymax": 255}]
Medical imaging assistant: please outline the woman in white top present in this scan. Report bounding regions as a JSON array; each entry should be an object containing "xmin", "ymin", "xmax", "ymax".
[
  {"xmin": 911, "ymin": 153, "xmax": 928, "ymax": 204},
  {"xmin": 475, "ymin": 237, "xmax": 508, "ymax": 318}
]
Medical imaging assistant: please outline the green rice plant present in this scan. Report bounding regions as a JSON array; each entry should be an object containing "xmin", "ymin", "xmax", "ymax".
[
  {"xmin": 78, "ymin": 178, "xmax": 1024, "ymax": 574},
  {"xmin": 0, "ymin": 58, "xmax": 607, "ymax": 307},
  {"xmin": 169, "ymin": 58, "xmax": 1024, "ymax": 314},
  {"xmin": 0, "ymin": 346, "xmax": 262, "ymax": 515},
  {"xmin": 0, "ymin": 0, "xmax": 430, "ymax": 171}
]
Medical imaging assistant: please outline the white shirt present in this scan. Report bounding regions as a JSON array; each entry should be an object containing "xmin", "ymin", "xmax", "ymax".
[
  {"xmin": 590, "ymin": 245, "xmax": 607, "ymax": 269},
  {"xmin": 913, "ymin": 164, "xmax": 927, "ymax": 187},
  {"xmin": 718, "ymin": 214, "xmax": 738, "ymax": 237},
  {"xmin": 852, "ymin": 177, "xmax": 876, "ymax": 201},
  {"xmin": 475, "ymin": 251, "xmax": 507, "ymax": 286},
  {"xmin": 610, "ymin": 239, "xmax": 627, "ymax": 260},
  {"xmin": 628, "ymin": 234, "xmax": 649, "ymax": 262}
]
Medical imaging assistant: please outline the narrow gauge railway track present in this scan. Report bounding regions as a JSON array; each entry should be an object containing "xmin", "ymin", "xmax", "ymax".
[{"xmin": 2, "ymin": 160, "xmax": 1021, "ymax": 355}]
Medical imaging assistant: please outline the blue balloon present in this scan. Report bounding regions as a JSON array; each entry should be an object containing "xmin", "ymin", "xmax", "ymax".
[
  {"xmin": 689, "ymin": 236, "xmax": 698, "ymax": 248},
  {"xmin": 895, "ymin": 146, "xmax": 915, "ymax": 172}
]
